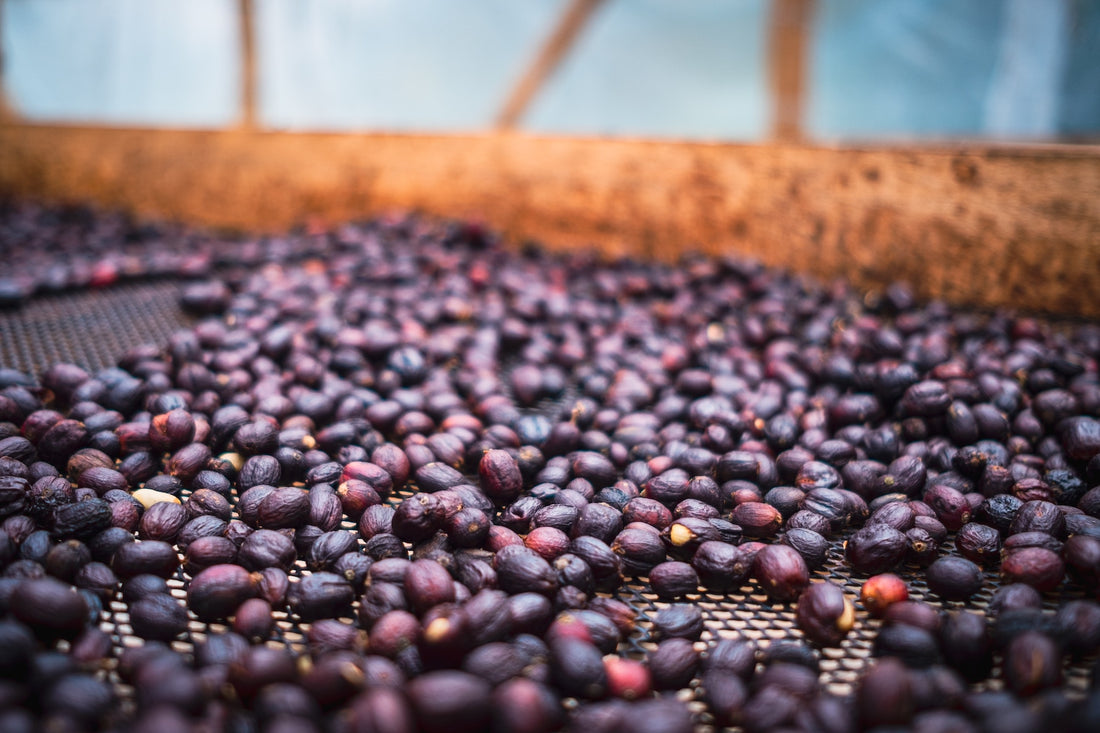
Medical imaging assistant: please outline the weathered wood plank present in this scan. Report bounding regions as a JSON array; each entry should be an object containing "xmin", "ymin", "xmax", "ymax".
[{"xmin": 0, "ymin": 124, "xmax": 1097, "ymax": 316}]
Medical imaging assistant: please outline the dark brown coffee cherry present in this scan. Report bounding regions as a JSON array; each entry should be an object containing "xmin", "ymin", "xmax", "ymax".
[
  {"xmin": 11, "ymin": 577, "xmax": 89, "ymax": 640},
  {"xmin": 187, "ymin": 564, "xmax": 257, "ymax": 622},
  {"xmin": 1001, "ymin": 547, "xmax": 1064, "ymax": 592},
  {"xmin": 796, "ymin": 581, "xmax": 855, "ymax": 646},
  {"xmin": 925, "ymin": 556, "xmax": 983, "ymax": 601},
  {"xmin": 845, "ymin": 524, "xmax": 907, "ymax": 575},
  {"xmin": 753, "ymin": 544, "xmax": 810, "ymax": 602},
  {"xmin": 1002, "ymin": 631, "xmax": 1062, "ymax": 696},
  {"xmin": 648, "ymin": 561, "xmax": 698, "ymax": 599}
]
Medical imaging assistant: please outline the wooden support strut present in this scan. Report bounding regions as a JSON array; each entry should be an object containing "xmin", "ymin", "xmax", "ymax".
[
  {"xmin": 495, "ymin": 0, "xmax": 606, "ymax": 130},
  {"xmin": 238, "ymin": 0, "xmax": 257, "ymax": 130},
  {"xmin": 768, "ymin": 0, "xmax": 814, "ymax": 142},
  {"xmin": 0, "ymin": 0, "xmax": 18, "ymax": 122}
]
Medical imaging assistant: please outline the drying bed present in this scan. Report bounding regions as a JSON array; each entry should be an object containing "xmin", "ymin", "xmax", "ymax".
[{"xmin": 1, "ymin": 206, "xmax": 1099, "ymax": 732}]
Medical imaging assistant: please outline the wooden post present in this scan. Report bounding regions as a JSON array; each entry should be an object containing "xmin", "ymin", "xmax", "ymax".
[
  {"xmin": 0, "ymin": 0, "xmax": 18, "ymax": 122},
  {"xmin": 768, "ymin": 0, "xmax": 813, "ymax": 141},
  {"xmin": 238, "ymin": 0, "xmax": 257, "ymax": 130},
  {"xmin": 495, "ymin": 0, "xmax": 606, "ymax": 130}
]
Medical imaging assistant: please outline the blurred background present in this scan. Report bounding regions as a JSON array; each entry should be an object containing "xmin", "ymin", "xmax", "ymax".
[{"xmin": 1, "ymin": 0, "xmax": 1098, "ymax": 143}]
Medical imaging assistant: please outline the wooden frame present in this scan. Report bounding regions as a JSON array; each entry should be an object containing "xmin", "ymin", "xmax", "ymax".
[{"xmin": 1, "ymin": 123, "xmax": 1097, "ymax": 317}]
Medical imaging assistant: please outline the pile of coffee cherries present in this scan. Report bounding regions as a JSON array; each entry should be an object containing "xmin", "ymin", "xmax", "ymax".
[
  {"xmin": 0, "ymin": 201, "xmax": 337, "ymax": 308},
  {"xmin": 0, "ymin": 208, "xmax": 1098, "ymax": 731}
]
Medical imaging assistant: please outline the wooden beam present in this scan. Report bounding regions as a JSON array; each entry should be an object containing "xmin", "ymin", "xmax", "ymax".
[
  {"xmin": 0, "ymin": 124, "xmax": 1098, "ymax": 316},
  {"xmin": 768, "ymin": 0, "xmax": 814, "ymax": 141},
  {"xmin": 495, "ymin": 0, "xmax": 605, "ymax": 130},
  {"xmin": 238, "ymin": 0, "xmax": 257, "ymax": 130}
]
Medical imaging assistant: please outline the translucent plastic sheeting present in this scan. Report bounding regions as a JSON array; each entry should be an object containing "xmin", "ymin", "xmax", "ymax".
[
  {"xmin": 2, "ymin": 0, "xmax": 241, "ymax": 127},
  {"xmin": 806, "ymin": 0, "xmax": 1099, "ymax": 141},
  {"xmin": 2, "ymin": 0, "xmax": 1098, "ymax": 140},
  {"xmin": 256, "ymin": 0, "xmax": 564, "ymax": 132},
  {"xmin": 522, "ymin": 0, "xmax": 770, "ymax": 141}
]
